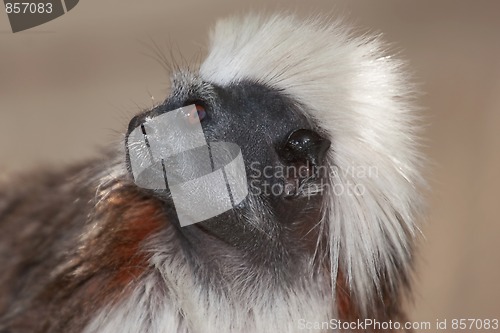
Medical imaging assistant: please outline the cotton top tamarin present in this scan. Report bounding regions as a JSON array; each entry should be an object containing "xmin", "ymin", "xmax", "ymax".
[{"xmin": 0, "ymin": 14, "xmax": 424, "ymax": 333}]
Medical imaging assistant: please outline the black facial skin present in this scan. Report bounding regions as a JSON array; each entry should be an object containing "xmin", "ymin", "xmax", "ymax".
[{"xmin": 126, "ymin": 80, "xmax": 331, "ymax": 278}]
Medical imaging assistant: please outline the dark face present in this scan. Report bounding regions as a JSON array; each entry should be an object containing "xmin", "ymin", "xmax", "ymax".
[{"xmin": 126, "ymin": 78, "xmax": 330, "ymax": 273}]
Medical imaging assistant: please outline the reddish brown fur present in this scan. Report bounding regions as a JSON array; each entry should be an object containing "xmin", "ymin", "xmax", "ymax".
[
  {"xmin": 98, "ymin": 190, "xmax": 165, "ymax": 288},
  {"xmin": 0, "ymin": 167, "xmax": 169, "ymax": 332}
]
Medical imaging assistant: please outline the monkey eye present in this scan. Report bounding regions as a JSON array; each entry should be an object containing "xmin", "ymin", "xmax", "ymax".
[
  {"xmin": 185, "ymin": 104, "xmax": 207, "ymax": 124},
  {"xmin": 281, "ymin": 129, "xmax": 331, "ymax": 168}
]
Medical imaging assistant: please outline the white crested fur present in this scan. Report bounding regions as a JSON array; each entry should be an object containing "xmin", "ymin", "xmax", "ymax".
[
  {"xmin": 200, "ymin": 14, "xmax": 423, "ymax": 313},
  {"xmin": 86, "ymin": 14, "xmax": 423, "ymax": 332}
]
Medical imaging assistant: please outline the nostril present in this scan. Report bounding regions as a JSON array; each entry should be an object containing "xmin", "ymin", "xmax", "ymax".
[
  {"xmin": 196, "ymin": 104, "xmax": 207, "ymax": 121},
  {"xmin": 184, "ymin": 103, "xmax": 207, "ymax": 125}
]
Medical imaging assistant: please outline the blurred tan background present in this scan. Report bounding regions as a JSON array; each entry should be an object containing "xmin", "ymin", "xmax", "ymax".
[{"xmin": 1, "ymin": 1, "xmax": 499, "ymax": 331}]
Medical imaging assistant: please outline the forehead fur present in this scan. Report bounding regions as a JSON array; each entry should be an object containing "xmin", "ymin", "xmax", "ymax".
[{"xmin": 200, "ymin": 14, "xmax": 424, "ymax": 313}]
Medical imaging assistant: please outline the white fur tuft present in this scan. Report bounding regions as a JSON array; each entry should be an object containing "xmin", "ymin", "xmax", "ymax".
[{"xmin": 84, "ymin": 228, "xmax": 333, "ymax": 333}]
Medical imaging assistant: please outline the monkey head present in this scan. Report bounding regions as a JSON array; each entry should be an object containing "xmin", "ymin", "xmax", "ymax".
[{"xmin": 126, "ymin": 78, "xmax": 332, "ymax": 276}]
